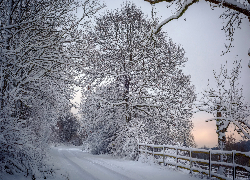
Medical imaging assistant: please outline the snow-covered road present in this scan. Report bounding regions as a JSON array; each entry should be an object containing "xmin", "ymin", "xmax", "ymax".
[
  {"xmin": 54, "ymin": 147, "xmax": 135, "ymax": 180},
  {"xmin": 49, "ymin": 146, "xmax": 200, "ymax": 180},
  {"xmin": 1, "ymin": 146, "xmax": 201, "ymax": 180}
]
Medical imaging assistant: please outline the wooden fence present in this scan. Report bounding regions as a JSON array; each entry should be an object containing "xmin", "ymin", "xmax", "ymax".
[{"xmin": 138, "ymin": 143, "xmax": 250, "ymax": 180}]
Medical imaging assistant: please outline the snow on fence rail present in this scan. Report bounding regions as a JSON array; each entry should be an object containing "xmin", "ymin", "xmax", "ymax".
[{"xmin": 138, "ymin": 143, "xmax": 250, "ymax": 180}]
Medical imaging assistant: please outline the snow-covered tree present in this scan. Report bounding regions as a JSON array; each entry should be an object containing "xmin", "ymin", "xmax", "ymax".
[
  {"xmin": 144, "ymin": 0, "xmax": 250, "ymax": 56},
  {"xmin": 196, "ymin": 60, "xmax": 250, "ymax": 151},
  {"xmin": 0, "ymin": 0, "xmax": 103, "ymax": 178},
  {"xmin": 80, "ymin": 2, "xmax": 196, "ymax": 159}
]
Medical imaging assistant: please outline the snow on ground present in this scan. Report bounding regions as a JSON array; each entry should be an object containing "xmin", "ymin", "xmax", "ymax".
[{"xmin": 1, "ymin": 145, "xmax": 201, "ymax": 180}]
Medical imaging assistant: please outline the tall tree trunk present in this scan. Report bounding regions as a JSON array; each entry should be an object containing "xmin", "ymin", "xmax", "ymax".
[
  {"xmin": 216, "ymin": 102, "xmax": 227, "ymax": 174},
  {"xmin": 216, "ymin": 103, "xmax": 225, "ymax": 151},
  {"xmin": 123, "ymin": 53, "xmax": 132, "ymax": 122},
  {"xmin": 124, "ymin": 74, "xmax": 131, "ymax": 122}
]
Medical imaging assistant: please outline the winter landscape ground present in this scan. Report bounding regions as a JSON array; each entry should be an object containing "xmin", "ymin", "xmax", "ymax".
[{"xmin": 1, "ymin": 145, "xmax": 200, "ymax": 180}]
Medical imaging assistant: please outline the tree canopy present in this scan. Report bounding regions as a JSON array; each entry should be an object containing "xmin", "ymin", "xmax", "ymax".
[{"xmin": 80, "ymin": 2, "xmax": 196, "ymax": 159}]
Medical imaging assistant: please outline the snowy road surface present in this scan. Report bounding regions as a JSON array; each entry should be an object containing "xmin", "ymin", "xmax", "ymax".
[
  {"xmin": 50, "ymin": 146, "xmax": 199, "ymax": 180},
  {"xmin": 1, "ymin": 146, "xmax": 201, "ymax": 180}
]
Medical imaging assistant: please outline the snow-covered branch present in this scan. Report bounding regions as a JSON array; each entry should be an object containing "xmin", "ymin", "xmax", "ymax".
[
  {"xmin": 145, "ymin": 0, "xmax": 250, "ymax": 17},
  {"xmin": 152, "ymin": 0, "xmax": 198, "ymax": 34}
]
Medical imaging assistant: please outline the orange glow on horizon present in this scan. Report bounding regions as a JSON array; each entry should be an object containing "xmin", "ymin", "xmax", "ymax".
[
  {"xmin": 192, "ymin": 112, "xmax": 217, "ymax": 148},
  {"xmin": 192, "ymin": 111, "xmax": 244, "ymax": 148}
]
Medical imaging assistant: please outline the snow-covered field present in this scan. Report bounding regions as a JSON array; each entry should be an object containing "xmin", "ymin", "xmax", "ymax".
[{"xmin": 1, "ymin": 145, "xmax": 201, "ymax": 180}]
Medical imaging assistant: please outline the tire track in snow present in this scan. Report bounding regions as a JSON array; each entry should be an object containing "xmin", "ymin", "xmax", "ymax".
[
  {"xmin": 76, "ymin": 153, "xmax": 148, "ymax": 180},
  {"xmin": 58, "ymin": 149, "xmax": 99, "ymax": 180},
  {"xmin": 69, "ymin": 150, "xmax": 135, "ymax": 180}
]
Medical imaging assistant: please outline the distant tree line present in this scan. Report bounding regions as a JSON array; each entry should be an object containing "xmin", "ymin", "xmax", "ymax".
[{"xmin": 50, "ymin": 113, "xmax": 86, "ymax": 146}]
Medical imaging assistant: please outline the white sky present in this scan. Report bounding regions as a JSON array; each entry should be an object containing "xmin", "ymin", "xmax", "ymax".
[{"xmin": 73, "ymin": 0, "xmax": 250, "ymax": 148}]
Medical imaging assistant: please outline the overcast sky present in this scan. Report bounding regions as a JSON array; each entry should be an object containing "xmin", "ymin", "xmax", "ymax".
[{"xmin": 74, "ymin": 0, "xmax": 250, "ymax": 148}]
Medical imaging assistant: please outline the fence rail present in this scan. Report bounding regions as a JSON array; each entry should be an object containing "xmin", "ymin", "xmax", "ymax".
[{"xmin": 138, "ymin": 143, "xmax": 250, "ymax": 180}]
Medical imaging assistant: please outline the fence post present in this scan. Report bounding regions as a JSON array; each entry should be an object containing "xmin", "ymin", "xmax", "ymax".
[
  {"xmin": 232, "ymin": 150, "xmax": 235, "ymax": 180},
  {"xmin": 176, "ymin": 147, "xmax": 178, "ymax": 170},
  {"xmin": 163, "ymin": 145, "xmax": 165, "ymax": 166},
  {"xmin": 152, "ymin": 145, "xmax": 154, "ymax": 163},
  {"xmin": 209, "ymin": 149, "xmax": 211, "ymax": 179},
  {"xmin": 190, "ymin": 149, "xmax": 192, "ymax": 175}
]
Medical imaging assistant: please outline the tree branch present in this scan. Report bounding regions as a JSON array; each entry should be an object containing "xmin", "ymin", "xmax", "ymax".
[
  {"xmin": 209, "ymin": 0, "xmax": 250, "ymax": 17},
  {"xmin": 152, "ymin": 0, "xmax": 199, "ymax": 34},
  {"xmin": 145, "ymin": 0, "xmax": 250, "ymax": 34}
]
